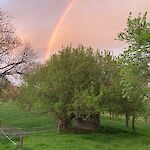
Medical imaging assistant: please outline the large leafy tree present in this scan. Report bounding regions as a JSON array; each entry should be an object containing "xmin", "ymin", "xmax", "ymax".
[
  {"xmin": 118, "ymin": 12, "xmax": 150, "ymax": 131},
  {"xmin": 19, "ymin": 46, "xmax": 102, "ymax": 131},
  {"xmin": 19, "ymin": 46, "xmax": 122, "ymax": 132}
]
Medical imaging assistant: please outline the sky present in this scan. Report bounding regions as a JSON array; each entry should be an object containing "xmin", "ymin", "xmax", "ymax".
[{"xmin": 0, "ymin": 0, "xmax": 150, "ymax": 60}]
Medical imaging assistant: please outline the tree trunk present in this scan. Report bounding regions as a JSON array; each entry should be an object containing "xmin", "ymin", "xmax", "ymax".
[
  {"xmin": 99, "ymin": 114, "xmax": 101, "ymax": 128},
  {"xmin": 91, "ymin": 113, "xmax": 100, "ymax": 130},
  {"xmin": 56, "ymin": 115, "xmax": 68, "ymax": 133},
  {"xmin": 56, "ymin": 118, "xmax": 62, "ymax": 134},
  {"xmin": 125, "ymin": 114, "xmax": 129, "ymax": 127},
  {"xmin": 132, "ymin": 115, "xmax": 135, "ymax": 132},
  {"xmin": 144, "ymin": 116, "xmax": 148, "ymax": 123},
  {"xmin": 28, "ymin": 103, "xmax": 32, "ymax": 111},
  {"xmin": 109, "ymin": 111, "xmax": 112, "ymax": 118},
  {"xmin": 96, "ymin": 113, "xmax": 100, "ymax": 128}
]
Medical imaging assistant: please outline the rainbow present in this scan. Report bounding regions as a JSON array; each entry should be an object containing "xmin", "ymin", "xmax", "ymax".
[{"xmin": 45, "ymin": 0, "xmax": 76, "ymax": 60}]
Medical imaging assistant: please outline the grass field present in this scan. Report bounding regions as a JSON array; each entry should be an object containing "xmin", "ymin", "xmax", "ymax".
[{"xmin": 0, "ymin": 102, "xmax": 150, "ymax": 150}]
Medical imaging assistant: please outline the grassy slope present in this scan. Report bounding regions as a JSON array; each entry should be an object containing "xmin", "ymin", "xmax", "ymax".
[{"xmin": 0, "ymin": 102, "xmax": 150, "ymax": 150}]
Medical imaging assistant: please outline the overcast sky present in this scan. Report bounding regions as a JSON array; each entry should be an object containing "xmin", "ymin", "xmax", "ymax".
[{"xmin": 0, "ymin": 0, "xmax": 150, "ymax": 59}]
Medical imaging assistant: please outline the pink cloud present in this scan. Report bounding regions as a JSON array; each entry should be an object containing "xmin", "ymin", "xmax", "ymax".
[{"xmin": 0, "ymin": 0, "xmax": 150, "ymax": 59}]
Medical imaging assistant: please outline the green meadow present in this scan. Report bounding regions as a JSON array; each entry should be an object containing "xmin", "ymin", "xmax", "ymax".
[{"xmin": 0, "ymin": 102, "xmax": 150, "ymax": 150}]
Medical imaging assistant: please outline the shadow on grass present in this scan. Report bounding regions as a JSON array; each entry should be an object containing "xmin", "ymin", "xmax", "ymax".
[
  {"xmin": 61, "ymin": 125, "xmax": 146, "ymax": 142},
  {"xmin": 63, "ymin": 126, "xmax": 139, "ymax": 136}
]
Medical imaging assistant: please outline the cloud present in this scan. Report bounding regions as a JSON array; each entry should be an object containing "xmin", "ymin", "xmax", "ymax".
[
  {"xmin": 0, "ymin": 0, "xmax": 150, "ymax": 59},
  {"xmin": 0, "ymin": 0, "xmax": 69, "ymax": 57},
  {"xmin": 48, "ymin": 0, "xmax": 150, "ymax": 55}
]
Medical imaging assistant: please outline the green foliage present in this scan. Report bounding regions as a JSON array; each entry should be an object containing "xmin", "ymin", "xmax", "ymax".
[
  {"xmin": 0, "ymin": 78, "xmax": 14, "ymax": 102},
  {"xmin": 18, "ymin": 12, "xmax": 150, "ymax": 132},
  {"xmin": 118, "ymin": 12, "xmax": 150, "ymax": 81},
  {"xmin": 100, "ymin": 51, "xmax": 122, "ymax": 115},
  {"xmin": 118, "ymin": 12, "xmax": 150, "ymax": 48},
  {"xmin": 19, "ymin": 46, "xmax": 99, "ymax": 118},
  {"xmin": 69, "ymin": 88, "xmax": 100, "ymax": 118},
  {"xmin": 19, "ymin": 46, "xmax": 120, "ymax": 128},
  {"xmin": 117, "ymin": 12, "xmax": 150, "ymax": 130},
  {"xmin": 120, "ymin": 63, "xmax": 146, "ymax": 117}
]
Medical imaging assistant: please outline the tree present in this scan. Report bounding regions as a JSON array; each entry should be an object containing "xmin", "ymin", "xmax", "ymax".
[
  {"xmin": 19, "ymin": 46, "xmax": 105, "ymax": 132},
  {"xmin": 117, "ymin": 12, "xmax": 150, "ymax": 131},
  {"xmin": 0, "ymin": 8, "xmax": 36, "ymax": 100},
  {"xmin": 99, "ymin": 51, "xmax": 122, "ymax": 118},
  {"xmin": 117, "ymin": 12, "xmax": 150, "ymax": 83},
  {"xmin": 142, "ymin": 87, "xmax": 150, "ymax": 122},
  {"xmin": 120, "ymin": 62, "xmax": 146, "ymax": 131},
  {"xmin": 0, "ymin": 9, "xmax": 36, "ymax": 83}
]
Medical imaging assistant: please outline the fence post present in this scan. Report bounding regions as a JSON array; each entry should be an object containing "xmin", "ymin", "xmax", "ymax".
[{"xmin": 19, "ymin": 136, "xmax": 23, "ymax": 150}]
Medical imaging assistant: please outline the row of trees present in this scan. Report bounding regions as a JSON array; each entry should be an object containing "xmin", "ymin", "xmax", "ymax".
[
  {"xmin": 19, "ymin": 13, "xmax": 150, "ymax": 133},
  {"xmin": 19, "ymin": 13, "xmax": 150, "ymax": 132},
  {"xmin": 0, "ymin": 8, "xmax": 149, "ymax": 133}
]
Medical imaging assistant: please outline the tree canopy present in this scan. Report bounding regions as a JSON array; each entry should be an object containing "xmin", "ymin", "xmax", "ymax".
[{"xmin": 18, "ymin": 12, "xmax": 150, "ymax": 133}]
